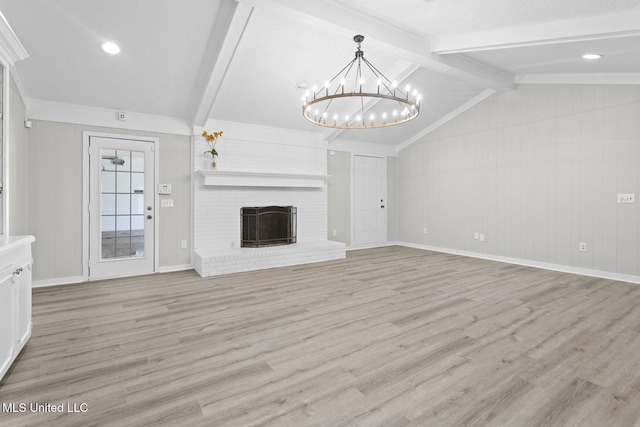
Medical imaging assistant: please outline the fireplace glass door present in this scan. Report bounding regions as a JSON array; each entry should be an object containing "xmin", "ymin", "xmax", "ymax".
[{"xmin": 241, "ymin": 206, "xmax": 296, "ymax": 248}]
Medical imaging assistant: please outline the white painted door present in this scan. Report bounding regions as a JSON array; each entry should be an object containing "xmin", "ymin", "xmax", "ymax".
[
  {"xmin": 354, "ymin": 155, "xmax": 386, "ymax": 245},
  {"xmin": 88, "ymin": 136, "xmax": 155, "ymax": 279}
]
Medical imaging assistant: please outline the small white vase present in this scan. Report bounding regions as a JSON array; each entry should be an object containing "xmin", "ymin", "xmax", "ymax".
[{"xmin": 202, "ymin": 153, "xmax": 218, "ymax": 170}]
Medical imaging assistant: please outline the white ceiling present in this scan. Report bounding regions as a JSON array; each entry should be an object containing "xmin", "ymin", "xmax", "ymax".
[{"xmin": 1, "ymin": 0, "xmax": 639, "ymax": 147}]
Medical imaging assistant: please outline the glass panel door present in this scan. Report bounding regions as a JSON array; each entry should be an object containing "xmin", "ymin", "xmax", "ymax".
[
  {"xmin": 88, "ymin": 136, "xmax": 155, "ymax": 279},
  {"xmin": 100, "ymin": 149, "xmax": 146, "ymax": 259}
]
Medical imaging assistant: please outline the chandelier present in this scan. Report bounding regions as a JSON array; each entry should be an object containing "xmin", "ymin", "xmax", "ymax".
[{"xmin": 302, "ymin": 35, "xmax": 421, "ymax": 129}]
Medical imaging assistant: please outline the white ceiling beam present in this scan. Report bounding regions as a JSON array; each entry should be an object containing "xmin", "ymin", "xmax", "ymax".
[
  {"xmin": 516, "ymin": 73, "xmax": 640, "ymax": 85},
  {"xmin": 192, "ymin": 1, "xmax": 254, "ymax": 128},
  {"xmin": 433, "ymin": 11, "xmax": 640, "ymax": 54},
  {"xmin": 238, "ymin": 0, "xmax": 515, "ymax": 91}
]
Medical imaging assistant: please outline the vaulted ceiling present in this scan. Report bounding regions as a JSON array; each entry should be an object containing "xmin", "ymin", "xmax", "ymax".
[{"xmin": 1, "ymin": 0, "xmax": 639, "ymax": 147}]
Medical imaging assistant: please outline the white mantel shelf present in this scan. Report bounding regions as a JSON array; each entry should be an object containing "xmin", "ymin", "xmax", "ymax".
[{"xmin": 197, "ymin": 170, "xmax": 329, "ymax": 188}]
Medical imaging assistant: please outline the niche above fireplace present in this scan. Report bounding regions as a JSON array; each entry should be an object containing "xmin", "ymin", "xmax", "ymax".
[{"xmin": 241, "ymin": 206, "xmax": 297, "ymax": 248}]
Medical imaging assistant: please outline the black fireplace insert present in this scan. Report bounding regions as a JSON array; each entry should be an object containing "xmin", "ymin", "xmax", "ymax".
[{"xmin": 241, "ymin": 206, "xmax": 297, "ymax": 248}]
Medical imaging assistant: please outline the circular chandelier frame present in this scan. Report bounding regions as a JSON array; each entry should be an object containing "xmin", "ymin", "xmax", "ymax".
[{"xmin": 302, "ymin": 35, "xmax": 420, "ymax": 130}]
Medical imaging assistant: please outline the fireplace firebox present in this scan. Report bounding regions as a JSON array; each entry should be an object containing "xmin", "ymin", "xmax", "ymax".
[{"xmin": 241, "ymin": 206, "xmax": 297, "ymax": 248}]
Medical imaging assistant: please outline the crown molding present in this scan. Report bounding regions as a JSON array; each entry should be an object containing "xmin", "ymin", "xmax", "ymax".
[
  {"xmin": 25, "ymin": 98, "xmax": 192, "ymax": 135},
  {"xmin": 0, "ymin": 11, "xmax": 28, "ymax": 66}
]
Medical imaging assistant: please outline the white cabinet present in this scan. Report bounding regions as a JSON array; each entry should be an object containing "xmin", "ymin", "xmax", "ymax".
[
  {"xmin": 0, "ymin": 266, "xmax": 16, "ymax": 377},
  {"xmin": 0, "ymin": 236, "xmax": 34, "ymax": 380}
]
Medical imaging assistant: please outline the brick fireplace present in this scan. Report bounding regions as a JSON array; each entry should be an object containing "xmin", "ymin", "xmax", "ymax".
[{"xmin": 192, "ymin": 121, "xmax": 346, "ymax": 277}]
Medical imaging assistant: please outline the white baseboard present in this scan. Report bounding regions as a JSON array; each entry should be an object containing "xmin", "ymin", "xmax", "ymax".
[
  {"xmin": 396, "ymin": 241, "xmax": 640, "ymax": 285},
  {"xmin": 346, "ymin": 242, "xmax": 396, "ymax": 251},
  {"xmin": 158, "ymin": 264, "xmax": 194, "ymax": 273},
  {"xmin": 33, "ymin": 265, "xmax": 194, "ymax": 288},
  {"xmin": 33, "ymin": 276, "xmax": 85, "ymax": 288}
]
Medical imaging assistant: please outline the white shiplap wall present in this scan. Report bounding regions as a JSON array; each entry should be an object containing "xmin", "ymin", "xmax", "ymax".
[{"xmin": 397, "ymin": 84, "xmax": 640, "ymax": 280}]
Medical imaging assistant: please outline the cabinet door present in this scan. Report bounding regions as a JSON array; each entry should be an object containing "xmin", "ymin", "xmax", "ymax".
[
  {"xmin": 0, "ymin": 271, "xmax": 16, "ymax": 378},
  {"xmin": 15, "ymin": 262, "xmax": 31, "ymax": 345}
]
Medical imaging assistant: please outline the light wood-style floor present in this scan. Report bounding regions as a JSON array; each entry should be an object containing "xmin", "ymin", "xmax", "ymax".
[{"xmin": 2, "ymin": 246, "xmax": 640, "ymax": 427}]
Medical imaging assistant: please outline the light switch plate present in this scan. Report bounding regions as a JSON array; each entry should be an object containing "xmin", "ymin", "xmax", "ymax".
[
  {"xmin": 158, "ymin": 184, "xmax": 172, "ymax": 195},
  {"xmin": 161, "ymin": 199, "xmax": 174, "ymax": 208}
]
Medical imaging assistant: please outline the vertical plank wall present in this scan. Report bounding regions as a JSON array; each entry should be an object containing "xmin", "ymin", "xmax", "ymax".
[
  {"xmin": 8, "ymin": 77, "xmax": 28, "ymax": 236},
  {"xmin": 327, "ymin": 150, "xmax": 352, "ymax": 246},
  {"xmin": 26, "ymin": 121, "xmax": 192, "ymax": 283},
  {"xmin": 397, "ymin": 84, "xmax": 640, "ymax": 277}
]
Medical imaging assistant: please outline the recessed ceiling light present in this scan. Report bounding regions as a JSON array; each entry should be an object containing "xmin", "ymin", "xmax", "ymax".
[
  {"xmin": 101, "ymin": 41, "xmax": 120, "ymax": 55},
  {"xmin": 582, "ymin": 53, "xmax": 603, "ymax": 60}
]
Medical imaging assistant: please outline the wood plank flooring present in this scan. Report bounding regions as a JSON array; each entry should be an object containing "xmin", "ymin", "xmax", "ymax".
[{"xmin": 1, "ymin": 246, "xmax": 640, "ymax": 426}]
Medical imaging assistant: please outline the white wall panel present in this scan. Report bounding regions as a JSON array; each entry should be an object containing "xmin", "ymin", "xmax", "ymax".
[
  {"xmin": 397, "ymin": 84, "xmax": 640, "ymax": 279},
  {"xmin": 27, "ymin": 120, "xmax": 192, "ymax": 282},
  {"xmin": 328, "ymin": 150, "xmax": 351, "ymax": 246},
  {"xmin": 8, "ymin": 77, "xmax": 27, "ymax": 236}
]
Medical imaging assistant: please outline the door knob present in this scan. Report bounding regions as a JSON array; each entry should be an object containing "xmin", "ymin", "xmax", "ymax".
[
  {"xmin": 146, "ymin": 215, "xmax": 153, "ymax": 219},
  {"xmin": 147, "ymin": 206, "xmax": 152, "ymax": 211}
]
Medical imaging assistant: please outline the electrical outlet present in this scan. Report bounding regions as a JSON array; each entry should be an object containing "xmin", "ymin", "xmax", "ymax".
[
  {"xmin": 161, "ymin": 199, "xmax": 174, "ymax": 208},
  {"xmin": 181, "ymin": 240, "xmax": 187, "ymax": 249},
  {"xmin": 479, "ymin": 234, "xmax": 486, "ymax": 242},
  {"xmin": 579, "ymin": 242, "xmax": 587, "ymax": 252},
  {"xmin": 618, "ymin": 193, "xmax": 635, "ymax": 203},
  {"xmin": 423, "ymin": 227, "xmax": 428, "ymax": 234},
  {"xmin": 474, "ymin": 232, "xmax": 480, "ymax": 240},
  {"xmin": 332, "ymin": 229, "xmax": 337, "ymax": 236}
]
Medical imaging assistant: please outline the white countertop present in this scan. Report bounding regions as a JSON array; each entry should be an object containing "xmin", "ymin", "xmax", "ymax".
[{"xmin": 0, "ymin": 235, "xmax": 35, "ymax": 256}]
